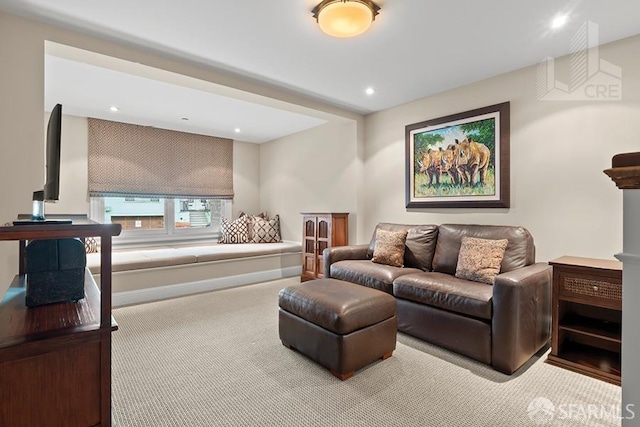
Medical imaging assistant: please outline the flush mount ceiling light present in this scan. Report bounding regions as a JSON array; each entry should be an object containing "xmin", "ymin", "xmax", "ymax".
[{"xmin": 312, "ymin": 0, "xmax": 380, "ymax": 38}]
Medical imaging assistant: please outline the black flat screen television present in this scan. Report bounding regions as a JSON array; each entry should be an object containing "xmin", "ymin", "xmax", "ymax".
[{"xmin": 44, "ymin": 103, "xmax": 62, "ymax": 202}]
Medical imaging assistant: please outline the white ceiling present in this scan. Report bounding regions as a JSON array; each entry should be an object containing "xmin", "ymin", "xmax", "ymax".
[
  {"xmin": 2, "ymin": 0, "xmax": 640, "ymax": 141},
  {"xmin": 44, "ymin": 54, "xmax": 327, "ymax": 143}
]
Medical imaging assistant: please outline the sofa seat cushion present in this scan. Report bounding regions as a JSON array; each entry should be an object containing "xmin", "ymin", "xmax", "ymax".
[
  {"xmin": 393, "ymin": 272, "xmax": 493, "ymax": 320},
  {"xmin": 330, "ymin": 260, "xmax": 422, "ymax": 294}
]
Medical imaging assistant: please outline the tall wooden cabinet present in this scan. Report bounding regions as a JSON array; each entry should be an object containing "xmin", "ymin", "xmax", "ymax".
[
  {"xmin": 0, "ymin": 215, "xmax": 121, "ymax": 426},
  {"xmin": 301, "ymin": 213, "xmax": 349, "ymax": 281},
  {"xmin": 547, "ymin": 256, "xmax": 622, "ymax": 385}
]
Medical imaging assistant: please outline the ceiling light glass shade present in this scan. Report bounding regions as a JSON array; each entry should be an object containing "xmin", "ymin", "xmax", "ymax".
[{"xmin": 313, "ymin": 0, "xmax": 380, "ymax": 38}]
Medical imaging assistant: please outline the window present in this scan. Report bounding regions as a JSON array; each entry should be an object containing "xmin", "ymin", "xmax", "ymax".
[
  {"xmin": 90, "ymin": 197, "xmax": 231, "ymax": 245},
  {"xmin": 87, "ymin": 118, "xmax": 235, "ymax": 246}
]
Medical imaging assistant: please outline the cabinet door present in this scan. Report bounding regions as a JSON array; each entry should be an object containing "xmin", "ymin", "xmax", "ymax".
[
  {"xmin": 0, "ymin": 336, "xmax": 102, "ymax": 426},
  {"xmin": 302, "ymin": 217, "xmax": 317, "ymax": 279},
  {"xmin": 316, "ymin": 217, "xmax": 331, "ymax": 278}
]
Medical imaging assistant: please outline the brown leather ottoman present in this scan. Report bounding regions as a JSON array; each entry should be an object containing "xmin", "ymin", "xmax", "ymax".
[{"xmin": 278, "ymin": 278, "xmax": 397, "ymax": 380}]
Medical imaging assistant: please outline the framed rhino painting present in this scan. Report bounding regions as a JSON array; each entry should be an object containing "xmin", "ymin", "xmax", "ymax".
[{"xmin": 405, "ymin": 101, "xmax": 510, "ymax": 208}]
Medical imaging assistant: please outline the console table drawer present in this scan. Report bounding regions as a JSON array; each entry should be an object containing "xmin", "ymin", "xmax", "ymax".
[{"xmin": 560, "ymin": 273, "xmax": 621, "ymax": 306}]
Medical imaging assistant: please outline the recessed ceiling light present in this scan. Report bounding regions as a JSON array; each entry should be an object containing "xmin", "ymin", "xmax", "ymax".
[
  {"xmin": 365, "ymin": 87, "xmax": 375, "ymax": 96},
  {"xmin": 551, "ymin": 15, "xmax": 568, "ymax": 29},
  {"xmin": 234, "ymin": 128, "xmax": 241, "ymax": 133},
  {"xmin": 109, "ymin": 106, "xmax": 119, "ymax": 112}
]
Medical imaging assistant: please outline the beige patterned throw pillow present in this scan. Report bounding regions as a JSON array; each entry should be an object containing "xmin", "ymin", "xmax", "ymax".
[
  {"xmin": 252, "ymin": 215, "xmax": 281, "ymax": 243},
  {"xmin": 371, "ymin": 229, "xmax": 408, "ymax": 268},
  {"xmin": 239, "ymin": 211, "xmax": 267, "ymax": 242},
  {"xmin": 455, "ymin": 236, "xmax": 509, "ymax": 284}
]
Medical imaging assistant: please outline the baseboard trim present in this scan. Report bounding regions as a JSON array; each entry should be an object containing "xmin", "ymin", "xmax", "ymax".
[{"xmin": 113, "ymin": 266, "xmax": 301, "ymax": 307}]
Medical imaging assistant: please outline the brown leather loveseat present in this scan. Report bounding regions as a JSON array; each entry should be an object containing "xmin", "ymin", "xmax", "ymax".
[{"xmin": 323, "ymin": 223, "xmax": 552, "ymax": 374}]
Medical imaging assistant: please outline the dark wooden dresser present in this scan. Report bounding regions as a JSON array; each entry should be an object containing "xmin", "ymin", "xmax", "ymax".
[{"xmin": 547, "ymin": 256, "xmax": 622, "ymax": 385}]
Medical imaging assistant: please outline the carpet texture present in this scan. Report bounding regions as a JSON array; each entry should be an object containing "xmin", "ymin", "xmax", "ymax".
[{"xmin": 113, "ymin": 278, "xmax": 622, "ymax": 426}]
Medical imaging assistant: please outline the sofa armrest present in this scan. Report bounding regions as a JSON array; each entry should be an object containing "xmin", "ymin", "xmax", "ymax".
[
  {"xmin": 491, "ymin": 262, "xmax": 552, "ymax": 374},
  {"xmin": 323, "ymin": 244, "xmax": 369, "ymax": 278}
]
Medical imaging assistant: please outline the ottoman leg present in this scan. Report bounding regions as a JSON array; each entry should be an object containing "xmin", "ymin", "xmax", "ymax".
[
  {"xmin": 330, "ymin": 351, "xmax": 393, "ymax": 381},
  {"xmin": 330, "ymin": 370, "xmax": 355, "ymax": 381}
]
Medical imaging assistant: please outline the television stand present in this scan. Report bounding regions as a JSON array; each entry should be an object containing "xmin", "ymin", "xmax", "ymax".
[{"xmin": 0, "ymin": 215, "xmax": 122, "ymax": 426}]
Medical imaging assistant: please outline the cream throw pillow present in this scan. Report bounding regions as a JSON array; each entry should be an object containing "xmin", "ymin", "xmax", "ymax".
[
  {"xmin": 455, "ymin": 236, "xmax": 509, "ymax": 284},
  {"xmin": 251, "ymin": 215, "xmax": 281, "ymax": 243},
  {"xmin": 371, "ymin": 229, "xmax": 408, "ymax": 268},
  {"xmin": 239, "ymin": 211, "xmax": 267, "ymax": 242}
]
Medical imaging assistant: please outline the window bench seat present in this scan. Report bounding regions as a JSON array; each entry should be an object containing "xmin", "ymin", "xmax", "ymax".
[{"xmin": 87, "ymin": 242, "xmax": 302, "ymax": 307}]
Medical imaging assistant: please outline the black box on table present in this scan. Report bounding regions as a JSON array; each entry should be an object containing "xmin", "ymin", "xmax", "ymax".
[{"xmin": 25, "ymin": 238, "xmax": 86, "ymax": 307}]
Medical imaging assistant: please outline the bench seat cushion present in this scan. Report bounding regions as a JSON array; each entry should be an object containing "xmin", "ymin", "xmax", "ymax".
[
  {"xmin": 193, "ymin": 242, "xmax": 299, "ymax": 262},
  {"xmin": 87, "ymin": 241, "xmax": 302, "ymax": 273},
  {"xmin": 92, "ymin": 248, "xmax": 197, "ymax": 273},
  {"xmin": 393, "ymin": 272, "xmax": 493, "ymax": 320}
]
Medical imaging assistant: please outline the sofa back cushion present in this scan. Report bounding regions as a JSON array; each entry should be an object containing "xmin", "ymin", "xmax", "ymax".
[
  {"xmin": 432, "ymin": 224, "xmax": 535, "ymax": 275},
  {"xmin": 367, "ymin": 223, "xmax": 438, "ymax": 271}
]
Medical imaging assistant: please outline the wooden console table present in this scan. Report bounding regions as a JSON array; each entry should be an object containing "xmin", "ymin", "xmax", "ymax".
[
  {"xmin": 547, "ymin": 256, "xmax": 622, "ymax": 385},
  {"xmin": 0, "ymin": 215, "xmax": 121, "ymax": 426}
]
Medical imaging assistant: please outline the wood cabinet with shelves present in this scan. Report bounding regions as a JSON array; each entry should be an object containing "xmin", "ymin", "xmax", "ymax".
[
  {"xmin": 547, "ymin": 256, "xmax": 622, "ymax": 385},
  {"xmin": 301, "ymin": 213, "xmax": 348, "ymax": 281},
  {"xmin": 0, "ymin": 215, "xmax": 121, "ymax": 426}
]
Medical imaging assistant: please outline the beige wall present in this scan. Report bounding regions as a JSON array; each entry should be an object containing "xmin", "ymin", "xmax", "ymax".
[
  {"xmin": 0, "ymin": 13, "xmax": 44, "ymax": 290},
  {"xmin": 259, "ymin": 120, "xmax": 361, "ymax": 243},
  {"xmin": 362, "ymin": 34, "xmax": 640, "ymax": 263},
  {"xmin": 231, "ymin": 140, "xmax": 261, "ymax": 218}
]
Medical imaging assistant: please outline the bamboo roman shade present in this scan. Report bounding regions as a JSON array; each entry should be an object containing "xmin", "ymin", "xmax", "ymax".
[{"xmin": 88, "ymin": 118, "xmax": 233, "ymax": 198}]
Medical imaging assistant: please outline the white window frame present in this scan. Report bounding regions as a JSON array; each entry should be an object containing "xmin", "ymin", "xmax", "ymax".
[{"xmin": 90, "ymin": 197, "xmax": 232, "ymax": 248}]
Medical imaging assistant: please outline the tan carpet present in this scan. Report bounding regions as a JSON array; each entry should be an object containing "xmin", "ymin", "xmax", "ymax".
[{"xmin": 112, "ymin": 278, "xmax": 622, "ymax": 426}]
